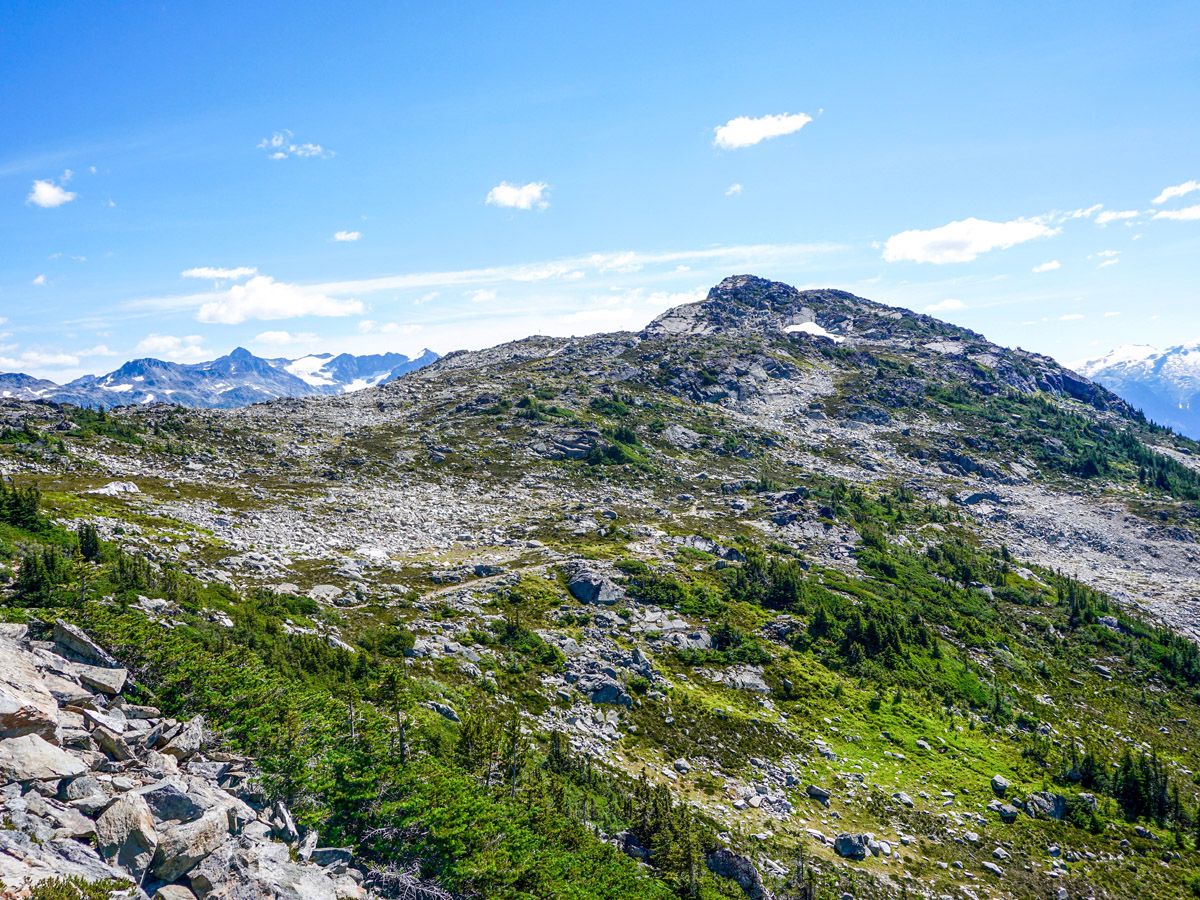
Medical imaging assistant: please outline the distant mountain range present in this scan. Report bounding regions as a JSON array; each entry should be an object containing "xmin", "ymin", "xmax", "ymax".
[
  {"xmin": 1080, "ymin": 343, "xmax": 1200, "ymax": 438},
  {"xmin": 0, "ymin": 347, "xmax": 439, "ymax": 409}
]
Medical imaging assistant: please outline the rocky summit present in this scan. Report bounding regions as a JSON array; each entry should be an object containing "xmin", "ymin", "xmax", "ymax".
[{"xmin": 3, "ymin": 275, "xmax": 1200, "ymax": 899}]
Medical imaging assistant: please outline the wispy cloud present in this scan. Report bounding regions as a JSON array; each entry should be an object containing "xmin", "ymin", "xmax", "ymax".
[
  {"xmin": 304, "ymin": 242, "xmax": 844, "ymax": 296},
  {"xmin": 181, "ymin": 266, "xmax": 257, "ymax": 280},
  {"xmin": 486, "ymin": 181, "xmax": 550, "ymax": 210},
  {"xmin": 1152, "ymin": 204, "xmax": 1200, "ymax": 221},
  {"xmin": 1032, "ymin": 260, "xmax": 1061, "ymax": 273},
  {"xmin": 135, "ymin": 333, "xmax": 210, "ymax": 362},
  {"xmin": 1095, "ymin": 209, "xmax": 1139, "ymax": 225},
  {"xmin": 1152, "ymin": 180, "xmax": 1199, "ymax": 205},
  {"xmin": 713, "ymin": 113, "xmax": 812, "ymax": 149},
  {"xmin": 123, "ymin": 242, "xmax": 846, "ymax": 321},
  {"xmin": 725, "ymin": 183, "xmax": 743, "ymax": 197},
  {"xmin": 32, "ymin": 274, "xmax": 46, "ymax": 286},
  {"xmin": 333, "ymin": 230, "xmax": 362, "ymax": 242},
  {"xmin": 924, "ymin": 298, "xmax": 966, "ymax": 313},
  {"xmin": 257, "ymin": 130, "xmax": 333, "ymax": 160},
  {"xmin": 884, "ymin": 216, "xmax": 1059, "ymax": 264}
]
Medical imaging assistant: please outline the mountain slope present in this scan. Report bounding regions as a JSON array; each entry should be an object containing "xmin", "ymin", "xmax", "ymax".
[
  {"xmin": 1082, "ymin": 342, "xmax": 1200, "ymax": 438},
  {"xmin": 3, "ymin": 275, "xmax": 1200, "ymax": 899},
  {"xmin": 0, "ymin": 346, "xmax": 439, "ymax": 409}
]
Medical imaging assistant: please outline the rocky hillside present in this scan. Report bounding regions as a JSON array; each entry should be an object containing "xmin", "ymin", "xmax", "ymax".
[
  {"xmin": 1081, "ymin": 343, "xmax": 1200, "ymax": 439},
  {"xmin": 0, "ymin": 348, "xmax": 439, "ymax": 410},
  {"xmin": 3, "ymin": 275, "xmax": 1200, "ymax": 899},
  {"xmin": 0, "ymin": 619, "xmax": 385, "ymax": 898}
]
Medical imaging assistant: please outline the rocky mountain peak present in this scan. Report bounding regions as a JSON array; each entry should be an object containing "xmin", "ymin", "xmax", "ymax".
[{"xmin": 645, "ymin": 274, "xmax": 886, "ymax": 342}]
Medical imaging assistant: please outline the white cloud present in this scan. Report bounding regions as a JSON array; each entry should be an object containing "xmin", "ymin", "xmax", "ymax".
[
  {"xmin": 257, "ymin": 130, "xmax": 333, "ymax": 160},
  {"xmin": 924, "ymin": 298, "xmax": 966, "ymax": 313},
  {"xmin": 589, "ymin": 251, "xmax": 642, "ymax": 273},
  {"xmin": 196, "ymin": 275, "xmax": 364, "ymax": 324},
  {"xmin": 0, "ymin": 349, "xmax": 80, "ymax": 368},
  {"xmin": 725, "ymin": 183, "xmax": 743, "ymax": 196},
  {"xmin": 1064, "ymin": 204, "xmax": 1103, "ymax": 220},
  {"xmin": 333, "ymin": 230, "xmax": 362, "ymax": 242},
  {"xmin": 78, "ymin": 344, "xmax": 116, "ymax": 357},
  {"xmin": 1093, "ymin": 249, "xmax": 1120, "ymax": 258},
  {"xmin": 1098, "ymin": 258, "xmax": 1120, "ymax": 268},
  {"xmin": 181, "ymin": 266, "xmax": 257, "ymax": 280},
  {"xmin": 135, "ymin": 334, "xmax": 210, "ymax": 362},
  {"xmin": 252, "ymin": 330, "xmax": 320, "ymax": 349},
  {"xmin": 883, "ymin": 216, "xmax": 1059, "ymax": 264},
  {"xmin": 355, "ymin": 318, "xmax": 423, "ymax": 338},
  {"xmin": 1060, "ymin": 313, "xmax": 1084, "ymax": 321},
  {"xmin": 1152, "ymin": 204, "xmax": 1200, "ymax": 221},
  {"xmin": 32, "ymin": 274, "xmax": 46, "ymax": 286},
  {"xmin": 26, "ymin": 172, "xmax": 76, "ymax": 208},
  {"xmin": 468, "ymin": 289, "xmax": 497, "ymax": 303},
  {"xmin": 713, "ymin": 113, "xmax": 812, "ymax": 149},
  {"xmin": 125, "ymin": 242, "xmax": 845, "ymax": 317},
  {"xmin": 485, "ymin": 181, "xmax": 550, "ymax": 210},
  {"xmin": 1152, "ymin": 180, "xmax": 1199, "ymax": 204},
  {"xmin": 1095, "ymin": 209, "xmax": 1139, "ymax": 224},
  {"xmin": 1104, "ymin": 311, "xmax": 1121, "ymax": 318},
  {"xmin": 1032, "ymin": 260, "xmax": 1061, "ymax": 273}
]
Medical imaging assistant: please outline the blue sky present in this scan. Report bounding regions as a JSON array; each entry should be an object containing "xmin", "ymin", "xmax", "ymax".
[{"xmin": 2, "ymin": 1, "xmax": 1198, "ymax": 380}]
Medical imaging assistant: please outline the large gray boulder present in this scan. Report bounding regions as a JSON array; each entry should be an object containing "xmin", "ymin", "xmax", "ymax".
[
  {"xmin": 568, "ymin": 568, "xmax": 623, "ymax": 606},
  {"xmin": 987, "ymin": 799, "xmax": 1021, "ymax": 822},
  {"xmin": 135, "ymin": 777, "xmax": 208, "ymax": 823},
  {"xmin": 833, "ymin": 832, "xmax": 870, "ymax": 860},
  {"xmin": 190, "ymin": 837, "xmax": 350, "ymax": 900},
  {"xmin": 1024, "ymin": 791, "xmax": 1066, "ymax": 820},
  {"xmin": 75, "ymin": 662, "xmax": 129, "ymax": 696},
  {"xmin": 805, "ymin": 784, "xmax": 831, "ymax": 805},
  {"xmin": 42, "ymin": 671, "xmax": 95, "ymax": 707},
  {"xmin": 54, "ymin": 619, "xmax": 120, "ymax": 667},
  {"xmin": 153, "ymin": 806, "xmax": 234, "ymax": 882},
  {"xmin": 0, "ymin": 637, "xmax": 60, "ymax": 740},
  {"xmin": 163, "ymin": 716, "xmax": 206, "ymax": 761},
  {"xmin": 96, "ymin": 794, "xmax": 159, "ymax": 883},
  {"xmin": 587, "ymin": 678, "xmax": 632, "ymax": 707},
  {"xmin": 0, "ymin": 733, "xmax": 87, "ymax": 781},
  {"xmin": 706, "ymin": 848, "xmax": 772, "ymax": 900},
  {"xmin": 722, "ymin": 665, "xmax": 771, "ymax": 694}
]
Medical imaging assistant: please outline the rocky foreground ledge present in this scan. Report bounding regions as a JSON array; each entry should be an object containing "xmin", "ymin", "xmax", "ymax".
[{"xmin": 0, "ymin": 619, "xmax": 368, "ymax": 899}]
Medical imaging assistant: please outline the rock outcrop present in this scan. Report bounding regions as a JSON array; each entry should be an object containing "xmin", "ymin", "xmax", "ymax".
[{"xmin": 0, "ymin": 621, "xmax": 371, "ymax": 899}]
